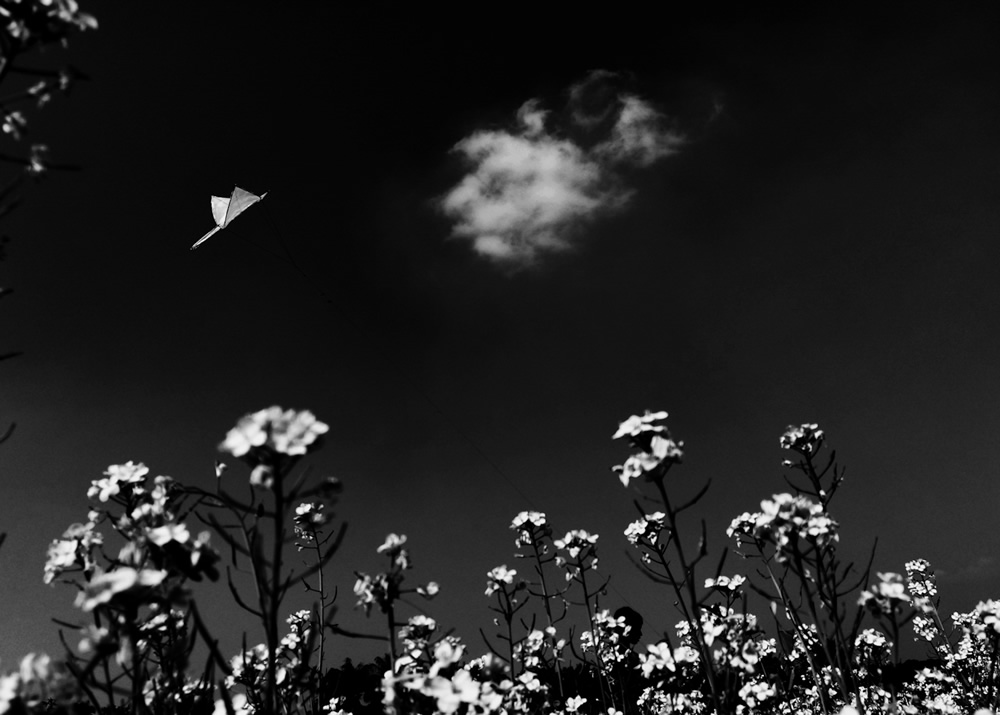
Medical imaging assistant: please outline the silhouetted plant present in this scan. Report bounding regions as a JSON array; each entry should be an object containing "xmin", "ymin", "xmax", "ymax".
[{"xmin": 10, "ymin": 406, "xmax": 1000, "ymax": 714}]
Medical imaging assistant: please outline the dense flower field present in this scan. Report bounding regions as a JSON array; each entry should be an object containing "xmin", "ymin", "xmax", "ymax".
[{"xmin": 2, "ymin": 407, "xmax": 999, "ymax": 715}]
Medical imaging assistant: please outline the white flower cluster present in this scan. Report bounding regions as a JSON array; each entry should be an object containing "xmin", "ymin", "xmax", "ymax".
[
  {"xmin": 780, "ymin": 423, "xmax": 825, "ymax": 456},
  {"xmin": 727, "ymin": 492, "xmax": 839, "ymax": 560},
  {"xmin": 87, "ymin": 460, "xmax": 148, "ymax": 502},
  {"xmin": 44, "ymin": 515, "xmax": 102, "ymax": 584},
  {"xmin": 637, "ymin": 641, "xmax": 700, "ymax": 679},
  {"xmin": 554, "ymin": 529, "xmax": 599, "ymax": 582},
  {"xmin": 612, "ymin": 410, "xmax": 683, "ymax": 487},
  {"xmin": 579, "ymin": 610, "xmax": 632, "ymax": 675},
  {"xmin": 510, "ymin": 511, "xmax": 549, "ymax": 548},
  {"xmin": 0, "ymin": 653, "xmax": 79, "ymax": 713},
  {"xmin": 485, "ymin": 565, "xmax": 516, "ymax": 597},
  {"xmin": 858, "ymin": 572, "xmax": 911, "ymax": 618},
  {"xmin": 624, "ymin": 511, "xmax": 666, "ymax": 546},
  {"xmin": 220, "ymin": 406, "xmax": 329, "ymax": 460}
]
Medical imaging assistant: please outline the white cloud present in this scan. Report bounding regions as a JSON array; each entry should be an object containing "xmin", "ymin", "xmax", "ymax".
[
  {"xmin": 594, "ymin": 94, "xmax": 684, "ymax": 167},
  {"xmin": 439, "ymin": 112, "xmax": 621, "ymax": 265},
  {"xmin": 516, "ymin": 99, "xmax": 548, "ymax": 138},
  {"xmin": 439, "ymin": 71, "xmax": 682, "ymax": 268}
]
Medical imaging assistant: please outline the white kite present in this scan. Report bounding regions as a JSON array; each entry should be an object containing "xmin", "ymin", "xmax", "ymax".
[{"xmin": 190, "ymin": 186, "xmax": 268, "ymax": 250}]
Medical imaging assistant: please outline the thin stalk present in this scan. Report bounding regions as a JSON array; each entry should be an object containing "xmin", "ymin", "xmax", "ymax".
[
  {"xmin": 502, "ymin": 588, "xmax": 517, "ymax": 673},
  {"xmin": 574, "ymin": 556, "xmax": 609, "ymax": 712},
  {"xmin": 129, "ymin": 616, "xmax": 142, "ymax": 715},
  {"xmin": 265, "ymin": 460, "xmax": 288, "ymax": 713},
  {"xmin": 386, "ymin": 600, "xmax": 398, "ymax": 665},
  {"xmin": 651, "ymin": 476, "xmax": 723, "ymax": 714},
  {"xmin": 757, "ymin": 549, "xmax": 831, "ymax": 715},
  {"xmin": 791, "ymin": 548, "xmax": 849, "ymax": 706},
  {"xmin": 529, "ymin": 535, "xmax": 565, "ymax": 699},
  {"xmin": 309, "ymin": 524, "xmax": 328, "ymax": 679}
]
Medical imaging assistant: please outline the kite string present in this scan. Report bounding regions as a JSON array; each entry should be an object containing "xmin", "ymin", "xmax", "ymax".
[
  {"xmin": 257, "ymin": 203, "xmax": 637, "ymax": 611},
  {"xmin": 257, "ymin": 203, "xmax": 540, "ymax": 510},
  {"xmin": 231, "ymin": 229, "xmax": 289, "ymax": 265},
  {"xmin": 194, "ymin": 194, "xmax": 638, "ymax": 612}
]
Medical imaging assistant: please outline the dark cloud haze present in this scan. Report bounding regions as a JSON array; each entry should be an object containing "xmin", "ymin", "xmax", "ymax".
[{"xmin": 2, "ymin": 5, "xmax": 1000, "ymax": 668}]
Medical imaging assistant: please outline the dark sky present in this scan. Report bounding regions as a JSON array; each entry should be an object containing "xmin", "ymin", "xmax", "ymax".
[{"xmin": 2, "ymin": 5, "xmax": 1000, "ymax": 667}]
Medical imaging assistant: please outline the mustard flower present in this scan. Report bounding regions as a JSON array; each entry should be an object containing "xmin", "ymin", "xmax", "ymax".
[
  {"xmin": 510, "ymin": 510, "xmax": 546, "ymax": 529},
  {"xmin": 726, "ymin": 512, "xmax": 759, "ymax": 547},
  {"xmin": 429, "ymin": 639, "xmax": 466, "ymax": 676},
  {"xmin": 581, "ymin": 610, "xmax": 633, "ymax": 673},
  {"xmin": 294, "ymin": 501, "xmax": 328, "ymax": 547},
  {"xmin": 554, "ymin": 529, "xmax": 598, "ymax": 559},
  {"xmin": 638, "ymin": 642, "xmax": 679, "ymax": 678},
  {"xmin": 77, "ymin": 625, "xmax": 114, "ymax": 656},
  {"xmin": 399, "ymin": 615, "xmax": 439, "ymax": 662},
  {"xmin": 35, "ymin": 0, "xmax": 99, "ymax": 30},
  {"xmin": 281, "ymin": 610, "xmax": 313, "ymax": 652},
  {"xmin": 294, "ymin": 501, "xmax": 327, "ymax": 527},
  {"xmin": 612, "ymin": 410, "xmax": 669, "ymax": 440},
  {"xmin": 130, "ymin": 475, "xmax": 176, "ymax": 523},
  {"xmin": 417, "ymin": 581, "xmax": 440, "ymax": 599},
  {"xmin": 87, "ymin": 460, "xmax": 149, "ymax": 502},
  {"xmin": 225, "ymin": 643, "xmax": 287, "ymax": 695},
  {"xmin": 2, "ymin": 111, "xmax": 25, "ymax": 139},
  {"xmin": 613, "ymin": 434, "xmax": 684, "ymax": 487},
  {"xmin": 212, "ymin": 692, "xmax": 250, "ymax": 715},
  {"xmin": 137, "ymin": 608, "xmax": 187, "ymax": 649},
  {"xmin": 737, "ymin": 493, "xmax": 839, "ymax": 560},
  {"xmin": 514, "ymin": 629, "xmax": 548, "ymax": 669},
  {"xmin": 27, "ymin": 143, "xmax": 47, "ymax": 175},
  {"xmin": 353, "ymin": 572, "xmax": 391, "ymax": 615},
  {"xmin": 378, "ymin": 532, "xmax": 410, "ymax": 570},
  {"xmin": 249, "ymin": 463, "xmax": 274, "ymax": 488},
  {"xmin": 105, "ymin": 461, "xmax": 149, "ymax": 484},
  {"xmin": 485, "ymin": 565, "xmax": 516, "ymax": 597},
  {"xmin": 423, "ymin": 668, "xmax": 481, "ymax": 715},
  {"xmin": 612, "ymin": 411, "xmax": 684, "ymax": 486},
  {"xmin": 399, "ymin": 614, "xmax": 437, "ymax": 640},
  {"xmin": 511, "ymin": 510, "xmax": 549, "ymax": 547},
  {"xmin": 859, "ymin": 572, "xmax": 911, "ymax": 618},
  {"xmin": 324, "ymin": 696, "xmax": 352, "ymax": 714},
  {"xmin": 74, "ymin": 567, "xmax": 167, "ymax": 612},
  {"xmin": 780, "ymin": 423, "xmax": 825, "ymax": 455},
  {"xmin": 856, "ymin": 628, "xmax": 889, "ymax": 650},
  {"xmin": 912, "ymin": 613, "xmax": 939, "ymax": 645},
  {"xmin": 906, "ymin": 558, "xmax": 939, "ymax": 613},
  {"xmin": 739, "ymin": 679, "xmax": 776, "ymax": 709},
  {"xmin": 43, "ymin": 539, "xmax": 79, "ymax": 584},
  {"xmin": 146, "ymin": 522, "xmax": 190, "ymax": 546},
  {"xmin": 624, "ymin": 511, "xmax": 666, "ymax": 545},
  {"xmin": 0, "ymin": 672, "xmax": 17, "ymax": 713},
  {"xmin": 969, "ymin": 600, "xmax": 1000, "ymax": 639},
  {"xmin": 186, "ymin": 531, "xmax": 219, "ymax": 577},
  {"xmin": 704, "ymin": 574, "xmax": 746, "ymax": 592},
  {"xmin": 0, "ymin": 653, "xmax": 79, "ymax": 713},
  {"xmin": 515, "ymin": 671, "xmax": 541, "ymax": 691},
  {"xmin": 730, "ymin": 635, "xmax": 769, "ymax": 673},
  {"xmin": 43, "ymin": 519, "xmax": 103, "ymax": 584},
  {"xmin": 219, "ymin": 406, "xmax": 329, "ymax": 458},
  {"xmin": 378, "ymin": 532, "xmax": 407, "ymax": 555}
]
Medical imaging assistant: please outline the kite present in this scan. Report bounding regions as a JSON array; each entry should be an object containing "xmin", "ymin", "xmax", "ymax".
[{"xmin": 190, "ymin": 186, "xmax": 267, "ymax": 250}]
